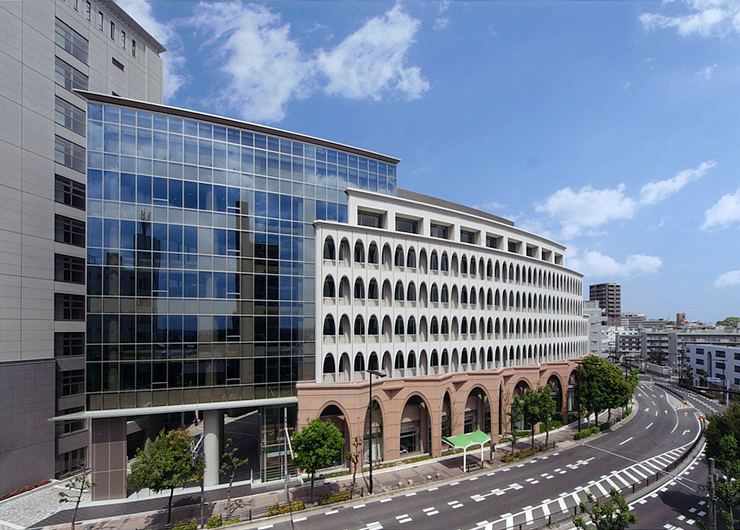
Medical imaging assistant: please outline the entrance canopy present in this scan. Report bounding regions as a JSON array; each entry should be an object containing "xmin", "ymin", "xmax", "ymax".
[{"xmin": 442, "ymin": 429, "xmax": 491, "ymax": 471}]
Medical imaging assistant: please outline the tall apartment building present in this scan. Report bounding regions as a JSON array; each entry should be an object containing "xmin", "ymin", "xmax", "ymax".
[
  {"xmin": 589, "ymin": 282, "xmax": 620, "ymax": 326},
  {"xmin": 584, "ymin": 300, "xmax": 606, "ymax": 357},
  {"xmin": 1, "ymin": 1, "xmax": 588, "ymax": 501},
  {"xmin": 0, "ymin": 0, "xmax": 164, "ymax": 493}
]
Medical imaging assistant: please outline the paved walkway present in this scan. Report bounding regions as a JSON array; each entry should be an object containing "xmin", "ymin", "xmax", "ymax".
[{"xmin": 6, "ymin": 411, "xmax": 627, "ymax": 530}]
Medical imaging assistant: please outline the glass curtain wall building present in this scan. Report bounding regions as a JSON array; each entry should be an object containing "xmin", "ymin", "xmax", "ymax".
[{"xmin": 81, "ymin": 92, "xmax": 398, "ymax": 496}]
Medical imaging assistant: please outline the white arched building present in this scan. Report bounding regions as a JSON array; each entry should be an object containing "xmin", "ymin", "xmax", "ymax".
[{"xmin": 297, "ymin": 187, "xmax": 588, "ymax": 462}]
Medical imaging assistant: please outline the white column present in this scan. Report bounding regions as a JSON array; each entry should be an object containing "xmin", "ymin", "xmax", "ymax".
[{"xmin": 203, "ymin": 409, "xmax": 223, "ymax": 487}]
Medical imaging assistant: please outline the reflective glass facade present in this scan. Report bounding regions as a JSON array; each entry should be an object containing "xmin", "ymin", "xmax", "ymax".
[{"xmin": 85, "ymin": 100, "xmax": 397, "ymax": 411}]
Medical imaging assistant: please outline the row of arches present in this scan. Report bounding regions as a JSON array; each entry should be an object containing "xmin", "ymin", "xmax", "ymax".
[
  {"xmin": 322, "ymin": 313, "xmax": 588, "ymax": 343},
  {"xmin": 322, "ymin": 275, "xmax": 583, "ymax": 316},
  {"xmin": 322, "ymin": 236, "xmax": 583, "ymax": 295},
  {"xmin": 320, "ymin": 342, "xmax": 585, "ymax": 382}
]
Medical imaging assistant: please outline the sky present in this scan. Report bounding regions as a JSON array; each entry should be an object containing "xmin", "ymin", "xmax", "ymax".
[{"xmin": 117, "ymin": 0, "xmax": 740, "ymax": 324}]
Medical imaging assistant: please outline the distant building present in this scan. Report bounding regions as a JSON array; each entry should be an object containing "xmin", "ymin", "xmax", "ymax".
[
  {"xmin": 616, "ymin": 329, "xmax": 642, "ymax": 361},
  {"xmin": 638, "ymin": 329, "xmax": 740, "ymax": 370},
  {"xmin": 676, "ymin": 313, "xmax": 688, "ymax": 328},
  {"xmin": 589, "ymin": 283, "xmax": 621, "ymax": 327},
  {"xmin": 584, "ymin": 301, "xmax": 607, "ymax": 357},
  {"xmin": 684, "ymin": 344, "xmax": 740, "ymax": 392}
]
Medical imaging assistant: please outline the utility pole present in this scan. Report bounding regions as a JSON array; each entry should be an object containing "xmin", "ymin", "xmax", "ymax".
[{"xmin": 708, "ymin": 457, "xmax": 718, "ymax": 530}]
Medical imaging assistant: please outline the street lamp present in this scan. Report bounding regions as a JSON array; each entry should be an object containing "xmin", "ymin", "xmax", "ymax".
[{"xmin": 366, "ymin": 369, "xmax": 386, "ymax": 494}]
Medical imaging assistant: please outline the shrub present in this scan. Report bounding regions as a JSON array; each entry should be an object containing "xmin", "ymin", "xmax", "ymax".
[
  {"xmin": 517, "ymin": 448, "xmax": 536, "ymax": 459},
  {"xmin": 539, "ymin": 445, "xmax": 550, "ymax": 453},
  {"xmin": 591, "ymin": 426, "xmax": 600, "ymax": 434},
  {"xmin": 268, "ymin": 501, "xmax": 305, "ymax": 516},
  {"xmin": 224, "ymin": 518, "xmax": 240, "ymax": 526},
  {"xmin": 625, "ymin": 406, "xmax": 633, "ymax": 416},
  {"xmin": 501, "ymin": 454, "xmax": 514, "ymax": 463},
  {"xmin": 0, "ymin": 480, "xmax": 52, "ymax": 501},
  {"xmin": 574, "ymin": 428, "xmax": 592, "ymax": 440},
  {"xmin": 206, "ymin": 515, "xmax": 223, "ymax": 529},
  {"xmin": 549, "ymin": 420, "xmax": 564, "ymax": 430},
  {"xmin": 173, "ymin": 519, "xmax": 197, "ymax": 530},
  {"xmin": 320, "ymin": 491, "xmax": 350, "ymax": 505},
  {"xmin": 599, "ymin": 422, "xmax": 611, "ymax": 431}
]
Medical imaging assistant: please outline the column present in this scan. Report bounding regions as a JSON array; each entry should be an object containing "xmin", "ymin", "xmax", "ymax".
[
  {"xmin": 203, "ymin": 409, "xmax": 223, "ymax": 487},
  {"xmin": 91, "ymin": 417, "xmax": 128, "ymax": 500}
]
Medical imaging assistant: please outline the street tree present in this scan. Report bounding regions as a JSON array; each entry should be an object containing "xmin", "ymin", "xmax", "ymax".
[
  {"xmin": 291, "ymin": 419, "xmax": 344, "ymax": 502},
  {"xmin": 220, "ymin": 438, "xmax": 248, "ymax": 520},
  {"xmin": 579, "ymin": 356, "xmax": 608, "ymax": 428},
  {"xmin": 573, "ymin": 488, "xmax": 637, "ymax": 530},
  {"xmin": 521, "ymin": 389, "xmax": 541, "ymax": 448},
  {"xmin": 128, "ymin": 429, "xmax": 204, "ymax": 526},
  {"xmin": 346, "ymin": 436, "xmax": 363, "ymax": 497},
  {"xmin": 537, "ymin": 386, "xmax": 557, "ymax": 447},
  {"xmin": 58, "ymin": 468, "xmax": 94, "ymax": 530},
  {"xmin": 716, "ymin": 316, "xmax": 740, "ymax": 327},
  {"xmin": 705, "ymin": 403, "xmax": 740, "ymax": 528},
  {"xmin": 507, "ymin": 394, "xmax": 524, "ymax": 454}
]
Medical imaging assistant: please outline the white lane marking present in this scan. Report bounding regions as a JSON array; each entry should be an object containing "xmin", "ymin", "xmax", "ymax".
[
  {"xmin": 293, "ymin": 517, "xmax": 307, "ymax": 523},
  {"xmin": 405, "ymin": 492, "xmax": 416, "ymax": 497},
  {"xmin": 646, "ymin": 422, "xmax": 654, "ymax": 430},
  {"xmin": 380, "ymin": 498, "xmax": 392, "ymax": 503},
  {"xmin": 557, "ymin": 497, "xmax": 568, "ymax": 513},
  {"xmin": 571, "ymin": 492, "xmax": 582, "ymax": 506},
  {"xmin": 613, "ymin": 473, "xmax": 632, "ymax": 488},
  {"xmin": 524, "ymin": 508, "xmax": 533, "ymax": 524},
  {"xmin": 428, "ymin": 487, "xmax": 438, "ymax": 491},
  {"xmin": 541, "ymin": 503, "xmax": 550, "ymax": 517},
  {"xmin": 504, "ymin": 515, "xmax": 514, "ymax": 530},
  {"xmin": 622, "ymin": 469, "xmax": 639, "ymax": 483},
  {"xmin": 325, "ymin": 510, "xmax": 338, "ymax": 515},
  {"xmin": 449, "ymin": 481, "xmax": 460, "ymax": 486},
  {"xmin": 604, "ymin": 476, "xmax": 621, "ymax": 491},
  {"xmin": 619, "ymin": 437, "xmax": 633, "ymax": 446},
  {"xmin": 629, "ymin": 466, "xmax": 648, "ymax": 479},
  {"xmin": 354, "ymin": 504, "xmax": 366, "ymax": 509},
  {"xmin": 471, "ymin": 494, "xmax": 485, "ymax": 502},
  {"xmin": 257, "ymin": 526, "xmax": 273, "ymax": 530}
]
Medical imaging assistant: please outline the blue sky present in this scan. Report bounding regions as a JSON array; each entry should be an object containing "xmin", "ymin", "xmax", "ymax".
[{"xmin": 119, "ymin": 0, "xmax": 740, "ymax": 323}]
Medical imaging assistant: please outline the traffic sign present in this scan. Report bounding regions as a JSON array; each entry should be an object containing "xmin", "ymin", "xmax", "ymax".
[{"xmin": 707, "ymin": 377, "xmax": 721, "ymax": 383}]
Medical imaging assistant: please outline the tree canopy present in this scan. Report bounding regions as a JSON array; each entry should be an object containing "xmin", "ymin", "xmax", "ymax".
[
  {"xmin": 128, "ymin": 429, "xmax": 203, "ymax": 525},
  {"xmin": 716, "ymin": 316, "xmax": 740, "ymax": 327},
  {"xmin": 292, "ymin": 419, "xmax": 344, "ymax": 501},
  {"xmin": 706, "ymin": 403, "xmax": 740, "ymax": 528},
  {"xmin": 573, "ymin": 488, "xmax": 637, "ymax": 530}
]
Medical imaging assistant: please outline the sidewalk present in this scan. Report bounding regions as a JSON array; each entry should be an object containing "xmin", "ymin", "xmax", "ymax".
[{"xmin": 26, "ymin": 411, "xmax": 628, "ymax": 530}]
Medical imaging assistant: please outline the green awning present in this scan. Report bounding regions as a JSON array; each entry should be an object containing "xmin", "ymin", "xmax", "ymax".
[{"xmin": 442, "ymin": 429, "xmax": 491, "ymax": 449}]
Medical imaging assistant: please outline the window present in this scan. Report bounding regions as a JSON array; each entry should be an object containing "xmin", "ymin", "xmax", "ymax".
[
  {"xmin": 735, "ymin": 352, "xmax": 740, "ymax": 361},
  {"xmin": 112, "ymin": 57, "xmax": 125, "ymax": 71},
  {"xmin": 59, "ymin": 369, "xmax": 85, "ymax": 396},
  {"xmin": 55, "ymin": 136, "xmax": 85, "ymax": 172},
  {"xmin": 430, "ymin": 223, "xmax": 448, "ymax": 239},
  {"xmin": 55, "ymin": 214, "xmax": 85, "ymax": 247},
  {"xmin": 55, "ymin": 18, "xmax": 89, "ymax": 63},
  {"xmin": 55, "ymin": 57, "xmax": 88, "ymax": 91},
  {"xmin": 85, "ymin": 1, "xmax": 90, "ymax": 20},
  {"xmin": 56, "ymin": 408, "xmax": 86, "ymax": 437},
  {"xmin": 55, "ymin": 97, "xmax": 85, "ymax": 135},
  {"xmin": 396, "ymin": 217, "xmax": 417, "ymax": 234},
  {"xmin": 486, "ymin": 235, "xmax": 502, "ymax": 249},
  {"xmin": 460, "ymin": 230, "xmax": 476, "ymax": 244},
  {"xmin": 716, "ymin": 350, "xmax": 726, "ymax": 358},
  {"xmin": 121, "ymin": 30, "xmax": 126, "ymax": 49},
  {"xmin": 56, "ymin": 447, "xmax": 86, "ymax": 478},
  {"xmin": 55, "ymin": 254, "xmax": 85, "ymax": 283},
  {"xmin": 132, "ymin": 39, "xmax": 136, "ymax": 57},
  {"xmin": 55, "ymin": 175, "xmax": 85, "ymax": 210},
  {"xmin": 54, "ymin": 332, "xmax": 85, "ymax": 357},
  {"xmin": 358, "ymin": 210, "xmax": 382, "ymax": 228},
  {"xmin": 98, "ymin": 11, "xmax": 104, "ymax": 30},
  {"xmin": 54, "ymin": 293, "xmax": 85, "ymax": 320},
  {"xmin": 110, "ymin": 21, "xmax": 115, "ymax": 39}
]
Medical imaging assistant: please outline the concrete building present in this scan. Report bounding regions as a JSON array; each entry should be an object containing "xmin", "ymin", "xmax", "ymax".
[
  {"xmin": 685, "ymin": 344, "xmax": 740, "ymax": 392},
  {"xmin": 0, "ymin": 0, "xmax": 587, "ymax": 501},
  {"xmin": 0, "ymin": 0, "xmax": 163, "ymax": 493},
  {"xmin": 589, "ymin": 283, "xmax": 620, "ymax": 327},
  {"xmin": 584, "ymin": 300, "xmax": 606, "ymax": 357}
]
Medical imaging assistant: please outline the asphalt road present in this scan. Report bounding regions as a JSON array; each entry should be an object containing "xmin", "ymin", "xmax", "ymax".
[{"xmin": 244, "ymin": 382, "xmax": 704, "ymax": 530}]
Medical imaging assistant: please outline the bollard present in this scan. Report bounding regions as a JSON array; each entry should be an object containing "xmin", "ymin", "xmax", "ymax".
[{"xmin": 548, "ymin": 515, "xmax": 552, "ymax": 526}]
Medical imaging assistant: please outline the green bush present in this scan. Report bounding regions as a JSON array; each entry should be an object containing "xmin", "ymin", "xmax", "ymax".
[
  {"xmin": 320, "ymin": 491, "xmax": 351, "ymax": 505},
  {"xmin": 206, "ymin": 515, "xmax": 223, "ymax": 529},
  {"xmin": 574, "ymin": 428, "xmax": 592, "ymax": 440},
  {"xmin": 549, "ymin": 420, "xmax": 564, "ymax": 430},
  {"xmin": 173, "ymin": 519, "xmax": 197, "ymax": 530},
  {"xmin": 591, "ymin": 426, "xmax": 600, "ymax": 434},
  {"xmin": 599, "ymin": 422, "xmax": 611, "ymax": 431},
  {"xmin": 268, "ymin": 501, "xmax": 305, "ymax": 516},
  {"xmin": 501, "ymin": 454, "xmax": 514, "ymax": 463},
  {"xmin": 223, "ymin": 518, "xmax": 240, "ymax": 526},
  {"xmin": 539, "ymin": 445, "xmax": 550, "ymax": 453},
  {"xmin": 625, "ymin": 406, "xmax": 633, "ymax": 416},
  {"xmin": 517, "ymin": 448, "xmax": 536, "ymax": 459}
]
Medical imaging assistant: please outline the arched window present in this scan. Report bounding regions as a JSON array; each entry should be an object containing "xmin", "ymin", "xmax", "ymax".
[
  {"xmin": 431, "ymin": 350, "xmax": 439, "ymax": 366},
  {"xmin": 354, "ymin": 315, "xmax": 365, "ymax": 336},
  {"xmin": 441, "ymin": 284, "xmax": 449, "ymax": 303},
  {"xmin": 323, "ymin": 276, "xmax": 335, "ymax": 298},
  {"xmin": 368, "ymin": 315, "xmax": 379, "ymax": 335},
  {"xmin": 431, "ymin": 317, "xmax": 439, "ymax": 335},
  {"xmin": 323, "ymin": 315, "xmax": 335, "ymax": 336},
  {"xmin": 461, "ymin": 318, "xmax": 468, "ymax": 335},
  {"xmin": 394, "ymin": 246, "xmax": 404, "ymax": 267},
  {"xmin": 461, "ymin": 287, "xmax": 468, "ymax": 305},
  {"xmin": 368, "ymin": 242, "xmax": 379, "ymax": 264},
  {"xmin": 395, "ymin": 281, "xmax": 405, "ymax": 302},
  {"xmin": 430, "ymin": 251, "xmax": 439, "ymax": 271},
  {"xmin": 461, "ymin": 256, "xmax": 468, "ymax": 274},
  {"xmin": 441, "ymin": 317, "xmax": 449, "ymax": 335},
  {"xmin": 354, "ymin": 240, "xmax": 365, "ymax": 264},
  {"xmin": 395, "ymin": 316, "xmax": 405, "ymax": 336},
  {"xmin": 354, "ymin": 278, "xmax": 365, "ymax": 300},
  {"xmin": 407, "ymin": 316, "xmax": 417, "ymax": 335},
  {"xmin": 323, "ymin": 237, "xmax": 336, "ymax": 260},
  {"xmin": 461, "ymin": 349, "xmax": 468, "ymax": 365},
  {"xmin": 470, "ymin": 258, "xmax": 476, "ymax": 276},
  {"xmin": 323, "ymin": 354, "xmax": 335, "ymax": 375},
  {"xmin": 487, "ymin": 260, "xmax": 493, "ymax": 278},
  {"xmin": 354, "ymin": 353, "xmax": 365, "ymax": 374},
  {"xmin": 395, "ymin": 351, "xmax": 404, "ymax": 370},
  {"xmin": 431, "ymin": 284, "xmax": 439, "ymax": 302},
  {"xmin": 407, "ymin": 282, "xmax": 417, "ymax": 302},
  {"xmin": 470, "ymin": 288, "xmax": 477, "ymax": 306},
  {"xmin": 407, "ymin": 248, "xmax": 416, "ymax": 269},
  {"xmin": 441, "ymin": 253, "xmax": 449, "ymax": 272},
  {"xmin": 470, "ymin": 318, "xmax": 477, "ymax": 335},
  {"xmin": 368, "ymin": 279, "xmax": 379, "ymax": 300}
]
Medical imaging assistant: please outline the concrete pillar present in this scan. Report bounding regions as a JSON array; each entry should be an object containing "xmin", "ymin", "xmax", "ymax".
[
  {"xmin": 91, "ymin": 417, "xmax": 128, "ymax": 500},
  {"xmin": 203, "ymin": 409, "xmax": 223, "ymax": 487}
]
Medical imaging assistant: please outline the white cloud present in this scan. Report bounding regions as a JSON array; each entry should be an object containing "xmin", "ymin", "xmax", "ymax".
[
  {"xmin": 714, "ymin": 270, "xmax": 740, "ymax": 288},
  {"xmin": 567, "ymin": 250, "xmax": 662, "ymax": 279},
  {"xmin": 696, "ymin": 64, "xmax": 719, "ymax": 79},
  {"xmin": 434, "ymin": 18, "xmax": 450, "ymax": 30},
  {"xmin": 115, "ymin": 0, "xmax": 187, "ymax": 101},
  {"xmin": 640, "ymin": 1, "xmax": 740, "ymax": 38},
  {"xmin": 535, "ymin": 184, "xmax": 637, "ymax": 239},
  {"xmin": 639, "ymin": 160, "xmax": 716, "ymax": 205},
  {"xmin": 701, "ymin": 187, "xmax": 740, "ymax": 229},
  {"xmin": 187, "ymin": 3, "xmax": 312, "ymax": 123},
  {"xmin": 317, "ymin": 6, "xmax": 429, "ymax": 101},
  {"xmin": 621, "ymin": 81, "xmax": 631, "ymax": 91}
]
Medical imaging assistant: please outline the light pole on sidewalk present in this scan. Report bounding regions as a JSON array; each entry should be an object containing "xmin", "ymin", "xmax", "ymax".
[{"xmin": 367, "ymin": 369, "xmax": 386, "ymax": 495}]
